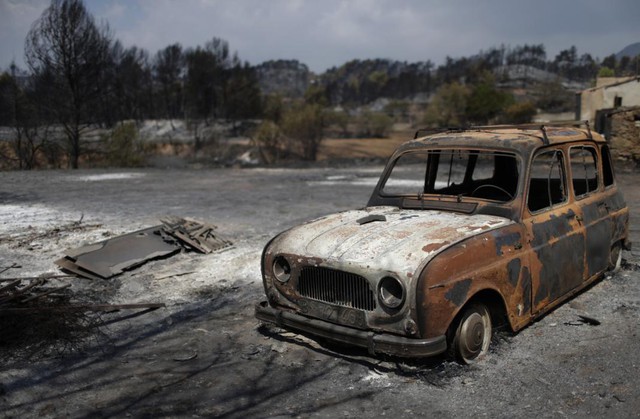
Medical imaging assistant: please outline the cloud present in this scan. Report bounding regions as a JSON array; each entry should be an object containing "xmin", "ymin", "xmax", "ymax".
[
  {"xmin": 2, "ymin": 0, "xmax": 639, "ymax": 72},
  {"xmin": 0, "ymin": 0, "xmax": 49, "ymax": 69}
]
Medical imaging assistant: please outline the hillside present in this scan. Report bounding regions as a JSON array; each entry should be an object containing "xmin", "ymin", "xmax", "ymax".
[
  {"xmin": 254, "ymin": 60, "xmax": 311, "ymax": 98},
  {"xmin": 254, "ymin": 45, "xmax": 606, "ymax": 108},
  {"xmin": 616, "ymin": 42, "xmax": 640, "ymax": 60}
]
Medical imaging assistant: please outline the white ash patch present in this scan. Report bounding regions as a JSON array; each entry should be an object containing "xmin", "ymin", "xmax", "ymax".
[
  {"xmin": 361, "ymin": 370, "xmax": 392, "ymax": 387},
  {"xmin": 307, "ymin": 176, "xmax": 380, "ymax": 187},
  {"xmin": 70, "ymin": 173, "xmax": 146, "ymax": 182},
  {"xmin": 106, "ymin": 240, "xmax": 264, "ymax": 306},
  {"xmin": 0, "ymin": 204, "xmax": 75, "ymax": 236}
]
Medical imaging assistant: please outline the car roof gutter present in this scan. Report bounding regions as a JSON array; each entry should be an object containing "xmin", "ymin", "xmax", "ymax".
[{"xmin": 413, "ymin": 120, "xmax": 593, "ymax": 145}]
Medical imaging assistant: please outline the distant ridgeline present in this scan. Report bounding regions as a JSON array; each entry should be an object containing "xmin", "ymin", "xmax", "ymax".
[
  {"xmin": 252, "ymin": 43, "xmax": 640, "ymax": 105},
  {"xmin": 254, "ymin": 60, "xmax": 312, "ymax": 98}
]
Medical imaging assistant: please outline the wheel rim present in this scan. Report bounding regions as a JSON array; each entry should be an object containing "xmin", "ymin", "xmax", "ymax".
[
  {"xmin": 609, "ymin": 244, "xmax": 622, "ymax": 272},
  {"xmin": 458, "ymin": 308, "xmax": 491, "ymax": 362}
]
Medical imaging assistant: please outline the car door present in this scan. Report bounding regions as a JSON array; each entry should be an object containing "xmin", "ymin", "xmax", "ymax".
[
  {"xmin": 524, "ymin": 147, "xmax": 586, "ymax": 314},
  {"xmin": 569, "ymin": 144, "xmax": 612, "ymax": 278}
]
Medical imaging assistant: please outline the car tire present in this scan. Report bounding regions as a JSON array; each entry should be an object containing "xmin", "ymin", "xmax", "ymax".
[
  {"xmin": 449, "ymin": 303, "xmax": 492, "ymax": 364},
  {"xmin": 608, "ymin": 242, "xmax": 622, "ymax": 273}
]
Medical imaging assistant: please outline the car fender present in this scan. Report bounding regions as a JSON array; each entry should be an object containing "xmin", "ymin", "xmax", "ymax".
[{"xmin": 415, "ymin": 223, "xmax": 531, "ymax": 338}]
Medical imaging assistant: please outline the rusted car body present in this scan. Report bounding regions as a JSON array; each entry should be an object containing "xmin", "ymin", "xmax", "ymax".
[{"xmin": 255, "ymin": 125, "xmax": 630, "ymax": 363}]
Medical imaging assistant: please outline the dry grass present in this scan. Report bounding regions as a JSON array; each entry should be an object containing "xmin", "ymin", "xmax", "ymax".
[{"xmin": 317, "ymin": 130, "xmax": 412, "ymax": 161}]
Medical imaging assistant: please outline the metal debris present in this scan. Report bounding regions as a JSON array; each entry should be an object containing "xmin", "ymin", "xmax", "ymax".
[
  {"xmin": 564, "ymin": 314, "xmax": 602, "ymax": 326},
  {"xmin": 55, "ymin": 217, "xmax": 232, "ymax": 280},
  {"xmin": 577, "ymin": 314, "xmax": 601, "ymax": 326},
  {"xmin": 55, "ymin": 226, "xmax": 180, "ymax": 280},
  {"xmin": 160, "ymin": 216, "xmax": 233, "ymax": 254}
]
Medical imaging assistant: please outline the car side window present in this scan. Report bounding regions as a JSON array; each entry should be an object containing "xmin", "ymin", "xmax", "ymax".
[
  {"xmin": 528, "ymin": 149, "xmax": 567, "ymax": 212},
  {"xmin": 570, "ymin": 146, "xmax": 598, "ymax": 198},
  {"xmin": 601, "ymin": 145, "xmax": 615, "ymax": 187}
]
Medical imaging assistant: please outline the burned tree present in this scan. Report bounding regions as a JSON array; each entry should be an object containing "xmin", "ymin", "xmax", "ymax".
[
  {"xmin": 154, "ymin": 43, "xmax": 185, "ymax": 121},
  {"xmin": 0, "ymin": 64, "xmax": 55, "ymax": 170},
  {"xmin": 25, "ymin": 0, "xmax": 112, "ymax": 169}
]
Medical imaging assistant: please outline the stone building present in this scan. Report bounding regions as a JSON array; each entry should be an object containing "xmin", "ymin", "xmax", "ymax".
[
  {"xmin": 604, "ymin": 107, "xmax": 640, "ymax": 162},
  {"xmin": 577, "ymin": 77, "xmax": 640, "ymax": 161}
]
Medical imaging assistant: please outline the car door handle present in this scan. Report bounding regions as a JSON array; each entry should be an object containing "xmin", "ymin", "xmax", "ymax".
[{"xmin": 567, "ymin": 214, "xmax": 583, "ymax": 225}]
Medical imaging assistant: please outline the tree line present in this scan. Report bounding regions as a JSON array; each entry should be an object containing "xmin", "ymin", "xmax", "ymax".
[
  {"xmin": 0, "ymin": 0, "xmax": 262, "ymax": 169},
  {"xmin": 320, "ymin": 44, "xmax": 639, "ymax": 107}
]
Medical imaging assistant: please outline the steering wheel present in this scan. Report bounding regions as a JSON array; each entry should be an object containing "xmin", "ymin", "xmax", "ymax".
[{"xmin": 470, "ymin": 184, "xmax": 513, "ymax": 201}]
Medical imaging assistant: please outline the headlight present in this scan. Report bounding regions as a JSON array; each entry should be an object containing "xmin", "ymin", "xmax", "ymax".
[
  {"xmin": 378, "ymin": 276, "xmax": 405, "ymax": 309},
  {"xmin": 272, "ymin": 256, "xmax": 291, "ymax": 283}
]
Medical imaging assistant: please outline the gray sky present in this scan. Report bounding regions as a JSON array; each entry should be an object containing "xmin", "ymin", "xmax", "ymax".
[{"xmin": 1, "ymin": 0, "xmax": 639, "ymax": 73}]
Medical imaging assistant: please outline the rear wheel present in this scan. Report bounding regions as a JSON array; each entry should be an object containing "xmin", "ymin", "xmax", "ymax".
[
  {"xmin": 449, "ymin": 303, "xmax": 492, "ymax": 364},
  {"xmin": 608, "ymin": 242, "xmax": 622, "ymax": 272}
]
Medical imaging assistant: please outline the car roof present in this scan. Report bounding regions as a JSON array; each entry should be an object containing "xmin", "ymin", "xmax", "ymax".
[{"xmin": 403, "ymin": 124, "xmax": 605, "ymax": 156}]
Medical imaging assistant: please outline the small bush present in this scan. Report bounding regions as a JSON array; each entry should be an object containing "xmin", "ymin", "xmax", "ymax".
[
  {"xmin": 355, "ymin": 112, "xmax": 393, "ymax": 138},
  {"xmin": 104, "ymin": 122, "xmax": 146, "ymax": 167},
  {"xmin": 252, "ymin": 120, "xmax": 285, "ymax": 163},
  {"xmin": 500, "ymin": 101, "xmax": 537, "ymax": 124},
  {"xmin": 281, "ymin": 104, "xmax": 324, "ymax": 161}
]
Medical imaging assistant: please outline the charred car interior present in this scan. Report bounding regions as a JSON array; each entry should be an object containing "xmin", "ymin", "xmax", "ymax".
[{"xmin": 256, "ymin": 123, "xmax": 630, "ymax": 364}]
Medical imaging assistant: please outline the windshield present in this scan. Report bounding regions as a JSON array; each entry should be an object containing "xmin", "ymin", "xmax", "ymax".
[{"xmin": 382, "ymin": 149, "xmax": 519, "ymax": 203}]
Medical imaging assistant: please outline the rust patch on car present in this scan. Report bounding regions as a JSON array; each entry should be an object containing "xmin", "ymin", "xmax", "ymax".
[{"xmin": 422, "ymin": 241, "xmax": 449, "ymax": 253}]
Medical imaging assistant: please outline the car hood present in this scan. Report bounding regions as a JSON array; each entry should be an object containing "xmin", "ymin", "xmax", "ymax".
[{"xmin": 273, "ymin": 206, "xmax": 514, "ymax": 278}]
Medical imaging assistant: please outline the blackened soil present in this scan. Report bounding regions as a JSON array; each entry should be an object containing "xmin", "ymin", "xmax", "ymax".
[{"xmin": 1, "ymin": 166, "xmax": 639, "ymax": 418}]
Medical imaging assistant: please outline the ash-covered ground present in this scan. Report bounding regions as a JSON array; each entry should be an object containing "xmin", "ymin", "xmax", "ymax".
[{"xmin": 1, "ymin": 166, "xmax": 639, "ymax": 418}]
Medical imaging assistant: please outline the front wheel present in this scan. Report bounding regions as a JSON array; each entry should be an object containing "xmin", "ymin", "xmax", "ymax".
[{"xmin": 449, "ymin": 303, "xmax": 492, "ymax": 364}]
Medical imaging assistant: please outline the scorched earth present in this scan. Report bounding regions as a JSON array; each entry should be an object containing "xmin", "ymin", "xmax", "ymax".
[{"xmin": 1, "ymin": 165, "xmax": 639, "ymax": 418}]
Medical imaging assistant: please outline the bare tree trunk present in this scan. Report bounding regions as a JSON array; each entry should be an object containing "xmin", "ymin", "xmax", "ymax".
[{"xmin": 71, "ymin": 128, "xmax": 80, "ymax": 169}]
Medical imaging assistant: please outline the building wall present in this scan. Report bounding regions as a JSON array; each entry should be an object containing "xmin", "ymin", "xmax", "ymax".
[
  {"xmin": 580, "ymin": 86, "xmax": 605, "ymax": 123},
  {"xmin": 603, "ymin": 79, "xmax": 640, "ymax": 109},
  {"xmin": 580, "ymin": 77, "xmax": 640, "ymax": 123},
  {"xmin": 609, "ymin": 108, "xmax": 640, "ymax": 163}
]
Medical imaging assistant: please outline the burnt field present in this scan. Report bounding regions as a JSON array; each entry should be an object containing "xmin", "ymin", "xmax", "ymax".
[{"xmin": 1, "ymin": 165, "xmax": 640, "ymax": 418}]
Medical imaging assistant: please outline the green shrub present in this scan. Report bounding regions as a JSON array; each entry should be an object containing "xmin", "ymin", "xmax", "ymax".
[
  {"xmin": 500, "ymin": 102, "xmax": 537, "ymax": 124},
  {"xmin": 104, "ymin": 122, "xmax": 146, "ymax": 167}
]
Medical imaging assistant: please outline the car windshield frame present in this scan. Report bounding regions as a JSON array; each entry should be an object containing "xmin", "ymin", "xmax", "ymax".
[{"xmin": 379, "ymin": 147, "xmax": 522, "ymax": 205}]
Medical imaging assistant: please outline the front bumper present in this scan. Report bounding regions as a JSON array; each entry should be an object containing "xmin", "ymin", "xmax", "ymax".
[{"xmin": 255, "ymin": 301, "xmax": 447, "ymax": 358}]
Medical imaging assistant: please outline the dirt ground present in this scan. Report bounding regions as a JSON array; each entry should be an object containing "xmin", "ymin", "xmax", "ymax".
[{"xmin": 1, "ymin": 164, "xmax": 639, "ymax": 418}]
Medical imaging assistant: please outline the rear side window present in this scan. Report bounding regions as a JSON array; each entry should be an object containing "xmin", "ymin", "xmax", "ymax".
[
  {"xmin": 528, "ymin": 150, "xmax": 567, "ymax": 212},
  {"xmin": 601, "ymin": 145, "xmax": 615, "ymax": 187},
  {"xmin": 570, "ymin": 146, "xmax": 598, "ymax": 198}
]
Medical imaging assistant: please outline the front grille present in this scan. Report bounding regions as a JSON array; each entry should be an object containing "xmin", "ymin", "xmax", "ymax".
[{"xmin": 297, "ymin": 267, "xmax": 376, "ymax": 311}]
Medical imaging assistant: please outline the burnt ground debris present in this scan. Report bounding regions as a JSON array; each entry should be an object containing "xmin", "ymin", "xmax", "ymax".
[
  {"xmin": 0, "ymin": 166, "xmax": 639, "ymax": 417},
  {"xmin": 55, "ymin": 217, "xmax": 232, "ymax": 280}
]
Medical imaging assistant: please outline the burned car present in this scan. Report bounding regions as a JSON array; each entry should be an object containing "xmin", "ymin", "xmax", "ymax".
[{"xmin": 255, "ymin": 124, "xmax": 630, "ymax": 363}]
